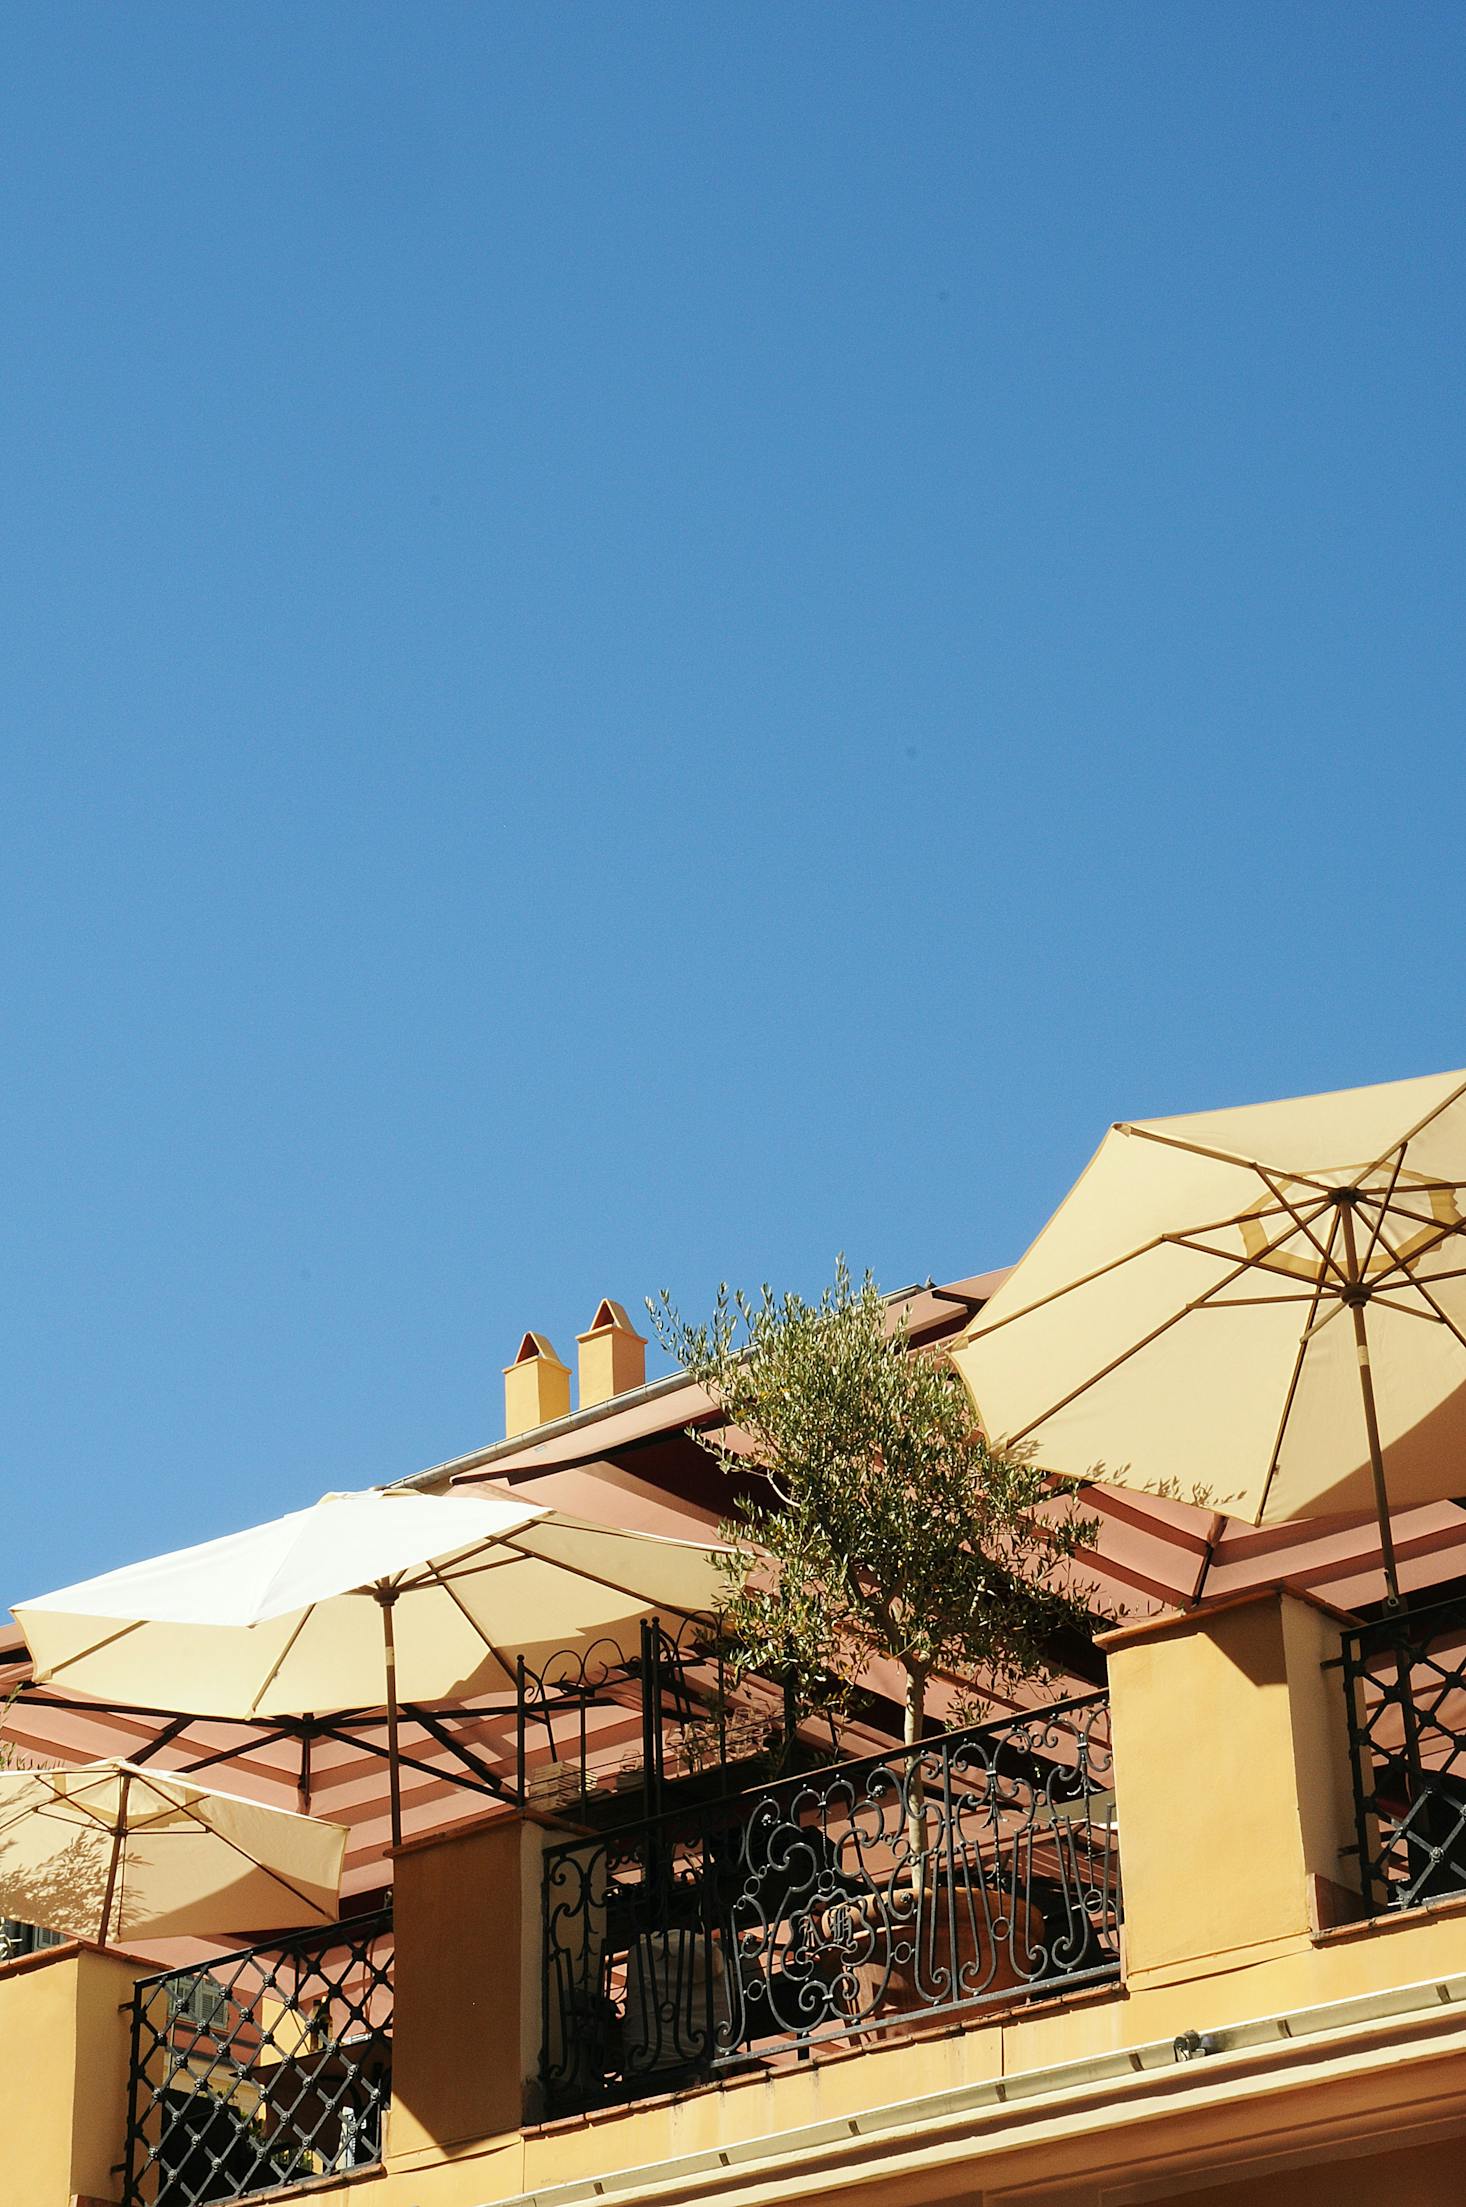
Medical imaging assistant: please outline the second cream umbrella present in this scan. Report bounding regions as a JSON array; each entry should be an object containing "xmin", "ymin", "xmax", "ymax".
[
  {"xmin": 16, "ymin": 1488, "xmax": 732, "ymax": 1845},
  {"xmin": 952, "ymin": 1068, "xmax": 1466, "ymax": 1603},
  {"xmin": 0, "ymin": 1760, "xmax": 346, "ymax": 1946}
]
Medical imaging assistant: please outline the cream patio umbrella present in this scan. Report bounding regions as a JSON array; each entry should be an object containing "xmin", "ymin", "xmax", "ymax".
[
  {"xmin": 952, "ymin": 1068, "xmax": 1466, "ymax": 1606},
  {"xmin": 15, "ymin": 1488, "xmax": 731, "ymax": 1847},
  {"xmin": 0, "ymin": 1760, "xmax": 346, "ymax": 1946}
]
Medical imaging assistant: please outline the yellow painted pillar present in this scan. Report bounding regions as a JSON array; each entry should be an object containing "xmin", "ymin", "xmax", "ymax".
[
  {"xmin": 387, "ymin": 1810, "xmax": 549, "ymax": 2171},
  {"xmin": 1100, "ymin": 1588, "xmax": 1360, "ymax": 1988},
  {"xmin": 0, "ymin": 1941, "xmax": 141, "ymax": 2205}
]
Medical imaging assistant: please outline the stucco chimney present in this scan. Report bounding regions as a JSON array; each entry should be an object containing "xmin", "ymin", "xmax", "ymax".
[
  {"xmin": 576, "ymin": 1299, "xmax": 647, "ymax": 1409},
  {"xmin": 503, "ymin": 1331, "xmax": 572, "ymax": 1438}
]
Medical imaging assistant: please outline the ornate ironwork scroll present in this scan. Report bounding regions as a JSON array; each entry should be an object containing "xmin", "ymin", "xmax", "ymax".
[
  {"xmin": 540, "ymin": 1694, "xmax": 1120, "ymax": 2113},
  {"xmin": 517, "ymin": 1614, "xmax": 751, "ymax": 1816},
  {"xmin": 121, "ymin": 1910, "xmax": 392, "ymax": 2205},
  {"xmin": 1341, "ymin": 1595, "xmax": 1466, "ymax": 1913}
]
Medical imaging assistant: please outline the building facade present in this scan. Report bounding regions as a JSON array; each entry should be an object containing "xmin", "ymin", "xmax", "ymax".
[{"xmin": 5, "ymin": 1276, "xmax": 1466, "ymax": 2207}]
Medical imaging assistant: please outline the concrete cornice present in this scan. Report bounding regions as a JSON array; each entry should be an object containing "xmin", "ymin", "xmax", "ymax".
[{"xmin": 492, "ymin": 1971, "xmax": 1466, "ymax": 2207}]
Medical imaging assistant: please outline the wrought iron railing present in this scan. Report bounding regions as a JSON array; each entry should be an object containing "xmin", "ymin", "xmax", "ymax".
[
  {"xmin": 516, "ymin": 1615, "xmax": 779, "ymax": 1819},
  {"xmin": 121, "ymin": 1911, "xmax": 392, "ymax": 2206},
  {"xmin": 541, "ymin": 1694, "xmax": 1119, "ymax": 2113},
  {"xmin": 1342, "ymin": 1595, "xmax": 1466, "ymax": 1913}
]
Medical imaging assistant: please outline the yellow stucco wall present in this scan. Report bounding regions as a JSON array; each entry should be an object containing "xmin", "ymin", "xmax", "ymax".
[
  {"xmin": 16, "ymin": 1589, "xmax": 1466, "ymax": 2207},
  {"xmin": 217, "ymin": 1867, "xmax": 1466, "ymax": 2207},
  {"xmin": 0, "ymin": 1941, "xmax": 143, "ymax": 2207},
  {"xmin": 1102, "ymin": 1589, "xmax": 1356, "ymax": 1980},
  {"xmin": 389, "ymin": 1811, "xmax": 548, "ymax": 2165}
]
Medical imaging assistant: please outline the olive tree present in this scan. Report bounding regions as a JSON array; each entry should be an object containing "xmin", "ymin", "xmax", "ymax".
[{"xmin": 650, "ymin": 1260, "xmax": 1102, "ymax": 1768}]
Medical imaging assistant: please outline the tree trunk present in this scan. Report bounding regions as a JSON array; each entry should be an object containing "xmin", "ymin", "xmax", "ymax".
[{"xmin": 904, "ymin": 1664, "xmax": 929, "ymax": 1866}]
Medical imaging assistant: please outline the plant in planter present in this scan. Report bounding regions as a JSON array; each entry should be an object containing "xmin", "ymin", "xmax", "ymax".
[{"xmin": 650, "ymin": 1260, "xmax": 1104, "ymax": 1864}]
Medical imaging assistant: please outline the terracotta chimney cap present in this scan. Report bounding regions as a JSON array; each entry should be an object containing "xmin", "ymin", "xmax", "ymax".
[
  {"xmin": 506, "ymin": 1330, "xmax": 570, "ymax": 1374},
  {"xmin": 575, "ymin": 1299, "xmax": 647, "ymax": 1346}
]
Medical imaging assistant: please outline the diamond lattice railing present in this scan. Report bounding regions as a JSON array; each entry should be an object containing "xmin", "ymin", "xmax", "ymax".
[
  {"xmin": 1341, "ymin": 1598, "xmax": 1466, "ymax": 1913},
  {"xmin": 121, "ymin": 1911, "xmax": 392, "ymax": 2206}
]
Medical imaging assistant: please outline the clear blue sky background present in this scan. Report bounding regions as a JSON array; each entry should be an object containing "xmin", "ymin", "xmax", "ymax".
[{"xmin": 4, "ymin": 5, "xmax": 1464, "ymax": 1600}]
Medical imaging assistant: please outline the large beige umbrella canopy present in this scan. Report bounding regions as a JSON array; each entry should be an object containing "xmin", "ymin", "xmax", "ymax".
[
  {"xmin": 0, "ymin": 1760, "xmax": 346, "ymax": 1946},
  {"xmin": 15, "ymin": 1488, "xmax": 731, "ymax": 1845},
  {"xmin": 953, "ymin": 1069, "xmax": 1466, "ymax": 1603}
]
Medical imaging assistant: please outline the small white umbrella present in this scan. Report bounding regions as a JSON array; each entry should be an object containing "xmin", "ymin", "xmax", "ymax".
[
  {"xmin": 16, "ymin": 1487, "xmax": 731, "ymax": 1845},
  {"xmin": 0, "ymin": 1760, "xmax": 346, "ymax": 1946}
]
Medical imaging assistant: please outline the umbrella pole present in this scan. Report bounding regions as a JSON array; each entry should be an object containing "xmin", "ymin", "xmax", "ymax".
[
  {"xmin": 1348, "ymin": 1294, "xmax": 1403, "ymax": 1609},
  {"xmin": 1350, "ymin": 1292, "xmax": 1425, "ymax": 1795},
  {"xmin": 1339, "ymin": 1204, "xmax": 1423, "ymax": 1820},
  {"xmin": 297, "ymin": 1718, "xmax": 314, "ymax": 1818},
  {"xmin": 97, "ymin": 1771, "xmax": 130, "ymax": 1949},
  {"xmin": 377, "ymin": 1590, "xmax": 403, "ymax": 1851},
  {"xmin": 1339, "ymin": 1203, "xmax": 1403, "ymax": 1609}
]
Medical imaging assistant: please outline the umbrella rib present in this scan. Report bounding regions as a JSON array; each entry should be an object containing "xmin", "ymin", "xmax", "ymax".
[
  {"xmin": 1372, "ymin": 1203, "xmax": 1466, "ymax": 1246},
  {"xmin": 14, "ymin": 1684, "xmax": 260, "ymax": 1725},
  {"xmin": 1002, "ymin": 1186, "xmax": 1341, "ymax": 1445},
  {"xmin": 1360, "ymin": 1145, "xmax": 1409, "ymax": 1272},
  {"xmin": 120, "ymin": 1716, "xmax": 192, "ymax": 1769},
  {"xmin": 1366, "ymin": 1261, "xmax": 1466, "ymax": 1291},
  {"xmin": 247, "ymin": 1605, "xmax": 318, "ymax": 1718},
  {"xmin": 969, "ymin": 1199, "xmax": 1314, "ymax": 1342},
  {"xmin": 965, "ymin": 1235, "xmax": 1199, "ymax": 1340},
  {"xmin": 1202, "ymin": 1293, "xmax": 1329, "ymax": 1308},
  {"xmin": 1363, "ymin": 1295, "xmax": 1449, "ymax": 1323},
  {"xmin": 400, "ymin": 1550, "xmax": 532, "ymax": 1593},
  {"xmin": 36, "ymin": 1778, "xmax": 137, "ymax": 1844},
  {"xmin": 400, "ymin": 1705, "xmax": 515, "ymax": 1799},
  {"xmin": 1120, "ymin": 1124, "xmax": 1338, "ymax": 1195},
  {"xmin": 305, "ymin": 1715, "xmax": 504, "ymax": 1794},
  {"xmin": 416, "ymin": 1563, "xmax": 520, "ymax": 1690},
  {"xmin": 111, "ymin": 1794, "xmax": 211, "ymax": 1836},
  {"xmin": 30, "ymin": 1616, "xmax": 151, "ymax": 1680},
  {"xmin": 1299, "ymin": 1298, "xmax": 1351, "ymax": 1343},
  {"xmin": 158, "ymin": 1793, "xmax": 338, "ymax": 1924},
  {"xmin": 1250, "ymin": 1164, "xmax": 1347, "ymax": 1283},
  {"xmin": 1254, "ymin": 1202, "xmax": 1343, "ymax": 1524},
  {"xmin": 49, "ymin": 1779, "xmax": 235, "ymax": 1867},
  {"xmin": 1395, "ymin": 1268, "xmax": 1466, "ymax": 1359},
  {"xmin": 0, "ymin": 1791, "xmax": 81, "ymax": 1842},
  {"xmin": 174, "ymin": 1726, "xmax": 301, "ymax": 1778},
  {"xmin": 1357, "ymin": 1071, "xmax": 1466, "ymax": 1182},
  {"xmin": 1165, "ymin": 1234, "xmax": 1327, "ymax": 1283},
  {"xmin": 491, "ymin": 1533, "xmax": 714, "ymax": 1627},
  {"xmin": 1358, "ymin": 1217, "xmax": 1466, "ymax": 1295}
]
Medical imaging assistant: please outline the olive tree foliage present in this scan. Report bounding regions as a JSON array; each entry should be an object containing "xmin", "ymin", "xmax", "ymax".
[{"xmin": 648, "ymin": 1261, "xmax": 1103, "ymax": 1757}]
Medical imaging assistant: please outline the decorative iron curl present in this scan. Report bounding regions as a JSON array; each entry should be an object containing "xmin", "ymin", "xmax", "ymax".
[{"xmin": 539, "ymin": 1691, "xmax": 1121, "ymax": 2113}]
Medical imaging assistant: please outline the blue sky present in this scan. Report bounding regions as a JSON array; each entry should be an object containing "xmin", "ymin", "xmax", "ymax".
[{"xmin": 4, "ymin": 5, "xmax": 1464, "ymax": 1598}]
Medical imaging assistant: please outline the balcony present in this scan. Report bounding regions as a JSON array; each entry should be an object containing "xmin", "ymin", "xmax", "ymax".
[
  {"xmin": 120, "ymin": 1911, "xmax": 392, "ymax": 2206},
  {"xmin": 540, "ymin": 1694, "xmax": 1120, "ymax": 2115},
  {"xmin": 1342, "ymin": 1593, "xmax": 1466, "ymax": 1915},
  {"xmin": 30, "ymin": 1587, "xmax": 1466, "ymax": 2207}
]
